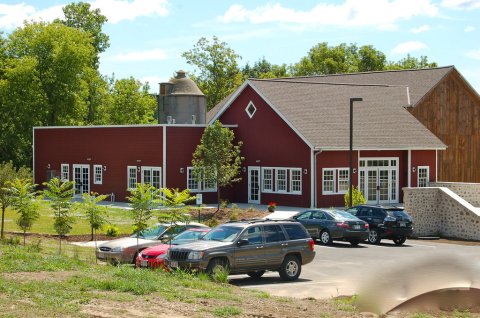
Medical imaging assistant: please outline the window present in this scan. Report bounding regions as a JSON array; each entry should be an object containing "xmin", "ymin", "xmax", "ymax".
[
  {"xmin": 283, "ymin": 224, "xmax": 309, "ymax": 240},
  {"xmin": 323, "ymin": 168, "xmax": 349, "ymax": 195},
  {"xmin": 187, "ymin": 167, "xmax": 217, "ymax": 192},
  {"xmin": 418, "ymin": 166, "xmax": 429, "ymax": 187},
  {"xmin": 94, "ymin": 165, "xmax": 102, "ymax": 185},
  {"xmin": 276, "ymin": 169, "xmax": 287, "ymax": 192},
  {"xmin": 141, "ymin": 167, "xmax": 162, "ymax": 189},
  {"xmin": 262, "ymin": 168, "xmax": 273, "ymax": 192},
  {"xmin": 241, "ymin": 226, "xmax": 263, "ymax": 244},
  {"xmin": 245, "ymin": 101, "xmax": 257, "ymax": 118},
  {"xmin": 127, "ymin": 166, "xmax": 137, "ymax": 190},
  {"xmin": 61, "ymin": 164, "xmax": 69, "ymax": 181},
  {"xmin": 290, "ymin": 169, "xmax": 302, "ymax": 194},
  {"xmin": 264, "ymin": 225, "xmax": 286, "ymax": 243}
]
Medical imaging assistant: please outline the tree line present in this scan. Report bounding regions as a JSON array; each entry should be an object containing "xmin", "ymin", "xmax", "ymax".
[{"xmin": 0, "ymin": 1, "xmax": 438, "ymax": 170}]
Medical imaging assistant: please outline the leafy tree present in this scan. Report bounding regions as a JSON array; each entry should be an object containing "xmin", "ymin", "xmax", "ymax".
[
  {"xmin": 57, "ymin": 1, "xmax": 110, "ymax": 68},
  {"xmin": 242, "ymin": 57, "xmax": 289, "ymax": 79},
  {"xmin": 344, "ymin": 186, "xmax": 367, "ymax": 208},
  {"xmin": 182, "ymin": 36, "xmax": 243, "ymax": 110},
  {"xmin": 127, "ymin": 183, "xmax": 161, "ymax": 251},
  {"xmin": 157, "ymin": 188, "xmax": 195, "ymax": 226},
  {"xmin": 43, "ymin": 178, "xmax": 75, "ymax": 253},
  {"xmin": 109, "ymin": 77, "xmax": 157, "ymax": 124},
  {"xmin": 387, "ymin": 54, "xmax": 437, "ymax": 70},
  {"xmin": 0, "ymin": 162, "xmax": 31, "ymax": 239},
  {"xmin": 192, "ymin": 120, "xmax": 244, "ymax": 210},
  {"xmin": 6, "ymin": 178, "xmax": 39, "ymax": 246},
  {"xmin": 78, "ymin": 192, "xmax": 109, "ymax": 246}
]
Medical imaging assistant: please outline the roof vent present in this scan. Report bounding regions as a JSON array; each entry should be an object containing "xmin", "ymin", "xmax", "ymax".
[
  {"xmin": 175, "ymin": 70, "xmax": 187, "ymax": 79},
  {"xmin": 167, "ymin": 116, "xmax": 173, "ymax": 124},
  {"xmin": 191, "ymin": 115, "xmax": 196, "ymax": 124}
]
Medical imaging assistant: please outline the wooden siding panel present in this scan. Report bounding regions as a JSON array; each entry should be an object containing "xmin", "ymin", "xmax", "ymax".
[{"xmin": 409, "ymin": 70, "xmax": 480, "ymax": 182}]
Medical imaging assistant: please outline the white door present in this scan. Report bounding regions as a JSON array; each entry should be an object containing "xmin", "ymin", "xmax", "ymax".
[
  {"xmin": 141, "ymin": 167, "xmax": 162, "ymax": 189},
  {"xmin": 359, "ymin": 158, "xmax": 399, "ymax": 204},
  {"xmin": 73, "ymin": 164, "xmax": 90, "ymax": 197},
  {"xmin": 248, "ymin": 166, "xmax": 260, "ymax": 204}
]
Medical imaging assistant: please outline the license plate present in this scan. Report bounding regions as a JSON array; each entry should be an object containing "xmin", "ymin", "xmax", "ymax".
[
  {"xmin": 399, "ymin": 222, "xmax": 406, "ymax": 227},
  {"xmin": 353, "ymin": 225, "xmax": 361, "ymax": 230},
  {"xmin": 170, "ymin": 261, "xmax": 178, "ymax": 269},
  {"xmin": 141, "ymin": 260, "xmax": 148, "ymax": 267}
]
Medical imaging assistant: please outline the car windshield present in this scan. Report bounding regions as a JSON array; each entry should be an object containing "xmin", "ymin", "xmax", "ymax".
[
  {"xmin": 131, "ymin": 225, "xmax": 167, "ymax": 240},
  {"xmin": 171, "ymin": 230, "xmax": 207, "ymax": 244},
  {"xmin": 387, "ymin": 210, "xmax": 410, "ymax": 218},
  {"xmin": 334, "ymin": 211, "xmax": 359, "ymax": 220},
  {"xmin": 201, "ymin": 226, "xmax": 242, "ymax": 242}
]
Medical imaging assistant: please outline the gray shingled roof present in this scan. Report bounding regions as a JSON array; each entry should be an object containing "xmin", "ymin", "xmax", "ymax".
[
  {"xmin": 247, "ymin": 79, "xmax": 445, "ymax": 150},
  {"xmin": 273, "ymin": 66, "xmax": 454, "ymax": 106}
]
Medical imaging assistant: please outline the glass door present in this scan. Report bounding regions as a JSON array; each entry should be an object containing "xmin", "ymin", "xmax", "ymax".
[
  {"xmin": 73, "ymin": 164, "xmax": 90, "ymax": 197},
  {"xmin": 248, "ymin": 167, "xmax": 260, "ymax": 204},
  {"xmin": 359, "ymin": 158, "xmax": 399, "ymax": 204},
  {"xmin": 141, "ymin": 167, "xmax": 162, "ymax": 189}
]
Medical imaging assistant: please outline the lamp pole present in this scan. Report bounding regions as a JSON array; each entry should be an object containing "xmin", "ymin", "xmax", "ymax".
[{"xmin": 349, "ymin": 97, "xmax": 363, "ymax": 208}]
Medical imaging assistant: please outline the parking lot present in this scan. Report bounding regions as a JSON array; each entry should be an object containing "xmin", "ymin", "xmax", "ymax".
[{"xmin": 231, "ymin": 239, "xmax": 480, "ymax": 306}]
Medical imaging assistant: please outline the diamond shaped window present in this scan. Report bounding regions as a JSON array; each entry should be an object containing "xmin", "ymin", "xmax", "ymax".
[{"xmin": 245, "ymin": 101, "xmax": 257, "ymax": 118}]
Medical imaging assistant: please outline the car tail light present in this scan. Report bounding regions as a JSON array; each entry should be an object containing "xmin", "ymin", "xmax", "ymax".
[
  {"xmin": 308, "ymin": 238, "xmax": 315, "ymax": 251},
  {"xmin": 364, "ymin": 223, "xmax": 369, "ymax": 229},
  {"xmin": 336, "ymin": 222, "xmax": 350, "ymax": 229}
]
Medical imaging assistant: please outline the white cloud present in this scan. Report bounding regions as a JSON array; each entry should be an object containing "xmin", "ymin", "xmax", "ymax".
[
  {"xmin": 411, "ymin": 25, "xmax": 431, "ymax": 33},
  {"xmin": 465, "ymin": 25, "xmax": 475, "ymax": 32},
  {"xmin": 391, "ymin": 41, "xmax": 428, "ymax": 55},
  {"xmin": 466, "ymin": 49, "xmax": 480, "ymax": 59},
  {"xmin": 112, "ymin": 48, "xmax": 168, "ymax": 62},
  {"xmin": 441, "ymin": 0, "xmax": 480, "ymax": 10},
  {"xmin": 0, "ymin": 0, "xmax": 169, "ymax": 29},
  {"xmin": 91, "ymin": 0, "xmax": 169, "ymax": 24},
  {"xmin": 218, "ymin": 0, "xmax": 439, "ymax": 30}
]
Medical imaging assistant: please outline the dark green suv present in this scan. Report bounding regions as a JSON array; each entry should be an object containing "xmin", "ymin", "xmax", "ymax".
[{"xmin": 165, "ymin": 219, "xmax": 316, "ymax": 281}]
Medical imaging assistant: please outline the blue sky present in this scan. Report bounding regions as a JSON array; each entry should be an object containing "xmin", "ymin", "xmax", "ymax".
[{"xmin": 1, "ymin": 0, "xmax": 480, "ymax": 93}]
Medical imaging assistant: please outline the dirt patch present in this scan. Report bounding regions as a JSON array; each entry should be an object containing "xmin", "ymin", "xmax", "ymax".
[{"xmin": 2, "ymin": 271, "xmax": 77, "ymax": 282}]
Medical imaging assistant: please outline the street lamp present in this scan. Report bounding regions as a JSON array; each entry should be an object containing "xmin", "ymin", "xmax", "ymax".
[{"xmin": 349, "ymin": 97, "xmax": 363, "ymax": 208}]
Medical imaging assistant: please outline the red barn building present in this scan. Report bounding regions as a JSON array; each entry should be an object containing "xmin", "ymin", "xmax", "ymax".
[{"xmin": 34, "ymin": 69, "xmax": 448, "ymax": 207}]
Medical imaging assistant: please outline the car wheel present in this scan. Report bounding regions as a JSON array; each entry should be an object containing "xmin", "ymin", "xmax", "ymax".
[
  {"xmin": 247, "ymin": 270, "xmax": 265, "ymax": 279},
  {"xmin": 320, "ymin": 230, "xmax": 332, "ymax": 245},
  {"xmin": 349, "ymin": 239, "xmax": 360, "ymax": 246},
  {"xmin": 206, "ymin": 258, "xmax": 229, "ymax": 275},
  {"xmin": 393, "ymin": 236, "xmax": 407, "ymax": 245},
  {"xmin": 368, "ymin": 229, "xmax": 381, "ymax": 244},
  {"xmin": 279, "ymin": 255, "xmax": 301, "ymax": 281}
]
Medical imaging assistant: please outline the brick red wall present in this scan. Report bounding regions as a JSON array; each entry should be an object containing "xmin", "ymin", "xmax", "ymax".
[{"xmin": 411, "ymin": 150, "xmax": 437, "ymax": 187}]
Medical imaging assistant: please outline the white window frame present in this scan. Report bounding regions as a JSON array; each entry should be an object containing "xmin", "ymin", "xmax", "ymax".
[
  {"xmin": 262, "ymin": 168, "xmax": 273, "ymax": 193},
  {"xmin": 127, "ymin": 166, "xmax": 137, "ymax": 190},
  {"xmin": 418, "ymin": 166, "xmax": 430, "ymax": 187},
  {"xmin": 322, "ymin": 168, "xmax": 336, "ymax": 194},
  {"xmin": 141, "ymin": 166, "xmax": 162, "ymax": 189},
  {"xmin": 337, "ymin": 168, "xmax": 350, "ymax": 193},
  {"xmin": 94, "ymin": 165, "xmax": 103, "ymax": 185},
  {"xmin": 245, "ymin": 101, "xmax": 257, "ymax": 119},
  {"xmin": 187, "ymin": 167, "xmax": 217, "ymax": 192},
  {"xmin": 60, "ymin": 164, "xmax": 69, "ymax": 182},
  {"xmin": 290, "ymin": 169, "xmax": 302, "ymax": 194},
  {"xmin": 275, "ymin": 168, "xmax": 287, "ymax": 193}
]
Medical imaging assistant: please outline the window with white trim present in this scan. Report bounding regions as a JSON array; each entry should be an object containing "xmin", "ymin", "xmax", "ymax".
[
  {"xmin": 262, "ymin": 168, "xmax": 273, "ymax": 192},
  {"xmin": 127, "ymin": 166, "xmax": 137, "ymax": 190},
  {"xmin": 418, "ymin": 166, "xmax": 429, "ymax": 187},
  {"xmin": 60, "ymin": 164, "xmax": 69, "ymax": 182},
  {"xmin": 94, "ymin": 165, "xmax": 102, "ymax": 185},
  {"xmin": 323, "ymin": 168, "xmax": 349, "ymax": 194},
  {"xmin": 245, "ymin": 101, "xmax": 257, "ymax": 118},
  {"xmin": 276, "ymin": 169, "xmax": 287, "ymax": 192},
  {"xmin": 290, "ymin": 169, "xmax": 302, "ymax": 194},
  {"xmin": 187, "ymin": 167, "xmax": 217, "ymax": 192},
  {"xmin": 337, "ymin": 169, "xmax": 349, "ymax": 192}
]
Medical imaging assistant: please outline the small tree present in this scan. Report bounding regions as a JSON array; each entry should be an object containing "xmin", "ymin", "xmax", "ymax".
[
  {"xmin": 192, "ymin": 120, "xmax": 244, "ymax": 210},
  {"xmin": 126, "ymin": 183, "xmax": 161, "ymax": 250},
  {"xmin": 157, "ymin": 188, "xmax": 196, "ymax": 234},
  {"xmin": 0, "ymin": 162, "xmax": 31, "ymax": 239},
  {"xmin": 78, "ymin": 192, "xmax": 109, "ymax": 253},
  {"xmin": 6, "ymin": 178, "xmax": 40, "ymax": 246},
  {"xmin": 344, "ymin": 186, "xmax": 367, "ymax": 208},
  {"xmin": 43, "ymin": 178, "xmax": 75, "ymax": 253}
]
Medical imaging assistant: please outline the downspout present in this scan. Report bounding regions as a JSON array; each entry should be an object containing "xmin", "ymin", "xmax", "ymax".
[
  {"xmin": 163, "ymin": 125, "xmax": 167, "ymax": 188},
  {"xmin": 312, "ymin": 149, "xmax": 322, "ymax": 208},
  {"xmin": 435, "ymin": 149, "xmax": 438, "ymax": 182},
  {"xmin": 407, "ymin": 149, "xmax": 411, "ymax": 187}
]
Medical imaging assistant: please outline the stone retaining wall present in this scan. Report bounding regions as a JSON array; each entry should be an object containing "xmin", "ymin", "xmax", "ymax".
[
  {"xmin": 430, "ymin": 182, "xmax": 480, "ymax": 207},
  {"xmin": 403, "ymin": 187, "xmax": 480, "ymax": 241}
]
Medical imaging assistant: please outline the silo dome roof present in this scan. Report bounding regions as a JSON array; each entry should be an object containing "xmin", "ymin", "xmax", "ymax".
[{"xmin": 170, "ymin": 70, "xmax": 204, "ymax": 96}]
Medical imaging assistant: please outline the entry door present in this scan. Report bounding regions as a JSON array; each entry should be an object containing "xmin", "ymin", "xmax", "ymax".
[
  {"xmin": 248, "ymin": 167, "xmax": 260, "ymax": 204},
  {"xmin": 141, "ymin": 167, "xmax": 162, "ymax": 189},
  {"xmin": 361, "ymin": 168, "xmax": 396, "ymax": 204},
  {"xmin": 73, "ymin": 164, "xmax": 90, "ymax": 196}
]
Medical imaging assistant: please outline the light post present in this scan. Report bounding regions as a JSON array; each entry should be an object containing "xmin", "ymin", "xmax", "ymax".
[{"xmin": 349, "ymin": 97, "xmax": 363, "ymax": 208}]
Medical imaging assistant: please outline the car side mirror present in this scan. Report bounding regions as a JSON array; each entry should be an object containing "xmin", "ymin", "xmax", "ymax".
[{"xmin": 237, "ymin": 239, "xmax": 249, "ymax": 247}]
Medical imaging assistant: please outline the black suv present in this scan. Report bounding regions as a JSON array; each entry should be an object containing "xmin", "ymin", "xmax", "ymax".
[
  {"xmin": 164, "ymin": 219, "xmax": 316, "ymax": 281},
  {"xmin": 346, "ymin": 205, "xmax": 413, "ymax": 245}
]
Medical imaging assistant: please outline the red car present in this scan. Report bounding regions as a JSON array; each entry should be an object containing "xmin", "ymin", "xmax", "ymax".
[{"xmin": 136, "ymin": 227, "xmax": 210, "ymax": 269}]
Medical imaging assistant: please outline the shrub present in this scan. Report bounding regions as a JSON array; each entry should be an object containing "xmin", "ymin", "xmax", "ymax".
[
  {"xmin": 344, "ymin": 186, "xmax": 366, "ymax": 207},
  {"xmin": 206, "ymin": 218, "xmax": 219, "ymax": 228},
  {"xmin": 104, "ymin": 225, "xmax": 120, "ymax": 237},
  {"xmin": 1, "ymin": 236, "xmax": 20, "ymax": 246},
  {"xmin": 220, "ymin": 199, "xmax": 229, "ymax": 209}
]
